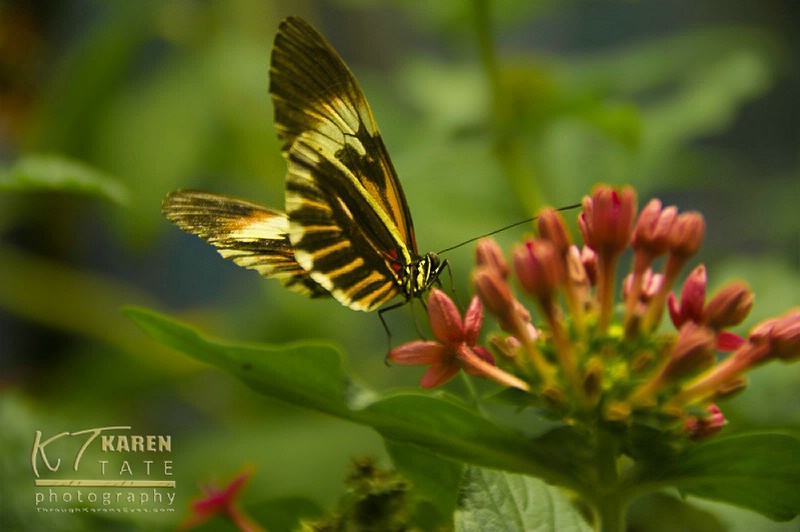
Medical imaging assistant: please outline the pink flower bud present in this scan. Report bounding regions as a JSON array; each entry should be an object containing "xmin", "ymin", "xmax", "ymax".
[
  {"xmin": 668, "ymin": 212, "xmax": 705, "ymax": 259},
  {"xmin": 624, "ymin": 268, "xmax": 663, "ymax": 304},
  {"xmin": 752, "ymin": 308, "xmax": 800, "ymax": 361},
  {"xmin": 475, "ymin": 238, "xmax": 509, "ymax": 279},
  {"xmin": 773, "ymin": 309, "xmax": 800, "ymax": 361},
  {"xmin": 632, "ymin": 199, "xmax": 678, "ymax": 257},
  {"xmin": 473, "ymin": 267, "xmax": 514, "ymax": 319},
  {"xmin": 661, "ymin": 323, "xmax": 717, "ymax": 382},
  {"xmin": 579, "ymin": 185, "xmax": 637, "ymax": 256},
  {"xmin": 513, "ymin": 239, "xmax": 563, "ymax": 299},
  {"xmin": 537, "ymin": 208, "xmax": 571, "ymax": 255},
  {"xmin": 704, "ymin": 281, "xmax": 754, "ymax": 330},
  {"xmin": 684, "ymin": 404, "xmax": 726, "ymax": 441},
  {"xmin": 668, "ymin": 264, "xmax": 707, "ymax": 328}
]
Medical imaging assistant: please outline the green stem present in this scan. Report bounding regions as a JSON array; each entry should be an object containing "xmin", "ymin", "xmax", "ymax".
[
  {"xmin": 593, "ymin": 427, "xmax": 627, "ymax": 532},
  {"xmin": 473, "ymin": 0, "xmax": 500, "ymax": 112},
  {"xmin": 595, "ymin": 492, "xmax": 626, "ymax": 532},
  {"xmin": 459, "ymin": 371, "xmax": 484, "ymax": 412},
  {"xmin": 472, "ymin": 0, "xmax": 544, "ymax": 211},
  {"xmin": 597, "ymin": 254, "xmax": 619, "ymax": 334}
]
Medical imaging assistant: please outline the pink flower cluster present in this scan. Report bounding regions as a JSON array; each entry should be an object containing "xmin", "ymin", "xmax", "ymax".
[{"xmin": 390, "ymin": 184, "xmax": 800, "ymax": 441}]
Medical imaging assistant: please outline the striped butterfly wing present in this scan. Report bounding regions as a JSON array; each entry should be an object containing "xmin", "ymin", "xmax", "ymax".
[
  {"xmin": 162, "ymin": 190, "xmax": 329, "ymax": 298},
  {"xmin": 270, "ymin": 17, "xmax": 420, "ymax": 312}
]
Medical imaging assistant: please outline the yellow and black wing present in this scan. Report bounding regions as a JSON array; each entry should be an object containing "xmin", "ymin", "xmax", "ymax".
[
  {"xmin": 162, "ymin": 18, "xmax": 441, "ymax": 312},
  {"xmin": 270, "ymin": 16, "xmax": 420, "ymax": 312},
  {"xmin": 162, "ymin": 190, "xmax": 328, "ymax": 298}
]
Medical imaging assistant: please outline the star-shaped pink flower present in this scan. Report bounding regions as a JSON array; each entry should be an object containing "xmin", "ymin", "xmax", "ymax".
[
  {"xmin": 181, "ymin": 467, "xmax": 264, "ymax": 531},
  {"xmin": 668, "ymin": 264, "xmax": 749, "ymax": 351},
  {"xmin": 389, "ymin": 289, "xmax": 529, "ymax": 390}
]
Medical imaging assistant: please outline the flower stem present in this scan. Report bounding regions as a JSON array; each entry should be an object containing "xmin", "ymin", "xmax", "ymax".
[
  {"xmin": 472, "ymin": 0, "xmax": 544, "ymax": 211},
  {"xmin": 592, "ymin": 428, "xmax": 627, "ymax": 532},
  {"xmin": 642, "ymin": 254, "xmax": 682, "ymax": 331},
  {"xmin": 543, "ymin": 299, "xmax": 583, "ymax": 398},
  {"xmin": 595, "ymin": 492, "xmax": 626, "ymax": 532},
  {"xmin": 597, "ymin": 255, "xmax": 619, "ymax": 333},
  {"xmin": 459, "ymin": 370, "xmax": 482, "ymax": 410},
  {"xmin": 473, "ymin": 0, "xmax": 499, "ymax": 96}
]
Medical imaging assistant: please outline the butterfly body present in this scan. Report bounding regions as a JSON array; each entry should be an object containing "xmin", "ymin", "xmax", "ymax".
[{"xmin": 163, "ymin": 16, "xmax": 444, "ymax": 313}]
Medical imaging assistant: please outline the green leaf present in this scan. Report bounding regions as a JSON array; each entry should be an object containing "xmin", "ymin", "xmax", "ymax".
[
  {"xmin": 123, "ymin": 306, "xmax": 353, "ymax": 419},
  {"xmin": 124, "ymin": 307, "xmax": 586, "ymax": 491},
  {"xmin": 0, "ymin": 153, "xmax": 128, "ymax": 204},
  {"xmin": 636, "ymin": 433, "xmax": 800, "ymax": 522},
  {"xmin": 454, "ymin": 466, "xmax": 592, "ymax": 531},
  {"xmin": 627, "ymin": 493, "xmax": 726, "ymax": 532}
]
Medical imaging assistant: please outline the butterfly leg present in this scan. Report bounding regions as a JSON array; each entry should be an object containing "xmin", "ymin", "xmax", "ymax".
[
  {"xmin": 378, "ymin": 296, "xmax": 433, "ymax": 364},
  {"xmin": 409, "ymin": 297, "xmax": 428, "ymax": 340},
  {"xmin": 378, "ymin": 300, "xmax": 406, "ymax": 362},
  {"xmin": 439, "ymin": 259, "xmax": 463, "ymax": 310}
]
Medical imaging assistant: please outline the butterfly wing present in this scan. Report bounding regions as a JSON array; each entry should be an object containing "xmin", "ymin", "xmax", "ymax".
[
  {"xmin": 270, "ymin": 16, "xmax": 419, "ymax": 312},
  {"xmin": 162, "ymin": 190, "xmax": 329, "ymax": 298}
]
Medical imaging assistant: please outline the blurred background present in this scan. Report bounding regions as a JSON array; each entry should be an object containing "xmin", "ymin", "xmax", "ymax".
[{"xmin": 1, "ymin": 0, "xmax": 798, "ymax": 530}]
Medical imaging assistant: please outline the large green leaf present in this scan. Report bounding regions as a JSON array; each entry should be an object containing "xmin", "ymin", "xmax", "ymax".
[
  {"xmin": 454, "ymin": 466, "xmax": 592, "ymax": 531},
  {"xmin": 124, "ymin": 307, "xmax": 586, "ymax": 491},
  {"xmin": 125, "ymin": 309, "xmax": 800, "ymax": 523},
  {"xmin": 635, "ymin": 433, "xmax": 800, "ymax": 522},
  {"xmin": 0, "ymin": 154, "xmax": 128, "ymax": 203},
  {"xmin": 124, "ymin": 307, "xmax": 352, "ymax": 418}
]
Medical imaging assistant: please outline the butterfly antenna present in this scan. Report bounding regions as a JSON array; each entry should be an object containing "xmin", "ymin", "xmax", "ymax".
[{"xmin": 436, "ymin": 202, "xmax": 582, "ymax": 255}]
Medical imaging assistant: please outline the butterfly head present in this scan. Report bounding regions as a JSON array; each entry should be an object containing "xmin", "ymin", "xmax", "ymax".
[{"xmin": 403, "ymin": 252, "xmax": 446, "ymax": 300}]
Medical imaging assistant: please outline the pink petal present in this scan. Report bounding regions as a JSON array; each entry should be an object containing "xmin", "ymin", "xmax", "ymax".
[
  {"xmin": 668, "ymin": 292, "xmax": 683, "ymax": 327},
  {"xmin": 420, "ymin": 361, "xmax": 460, "ymax": 388},
  {"xmin": 471, "ymin": 344, "xmax": 496, "ymax": 366},
  {"xmin": 456, "ymin": 345, "xmax": 529, "ymax": 390},
  {"xmin": 427, "ymin": 289, "xmax": 464, "ymax": 343},
  {"xmin": 463, "ymin": 296, "xmax": 484, "ymax": 345},
  {"xmin": 716, "ymin": 331, "xmax": 745, "ymax": 351},
  {"xmin": 190, "ymin": 469, "xmax": 251, "ymax": 516},
  {"xmin": 462, "ymin": 345, "xmax": 496, "ymax": 376},
  {"xmin": 388, "ymin": 341, "xmax": 445, "ymax": 365},
  {"xmin": 680, "ymin": 265, "xmax": 707, "ymax": 322}
]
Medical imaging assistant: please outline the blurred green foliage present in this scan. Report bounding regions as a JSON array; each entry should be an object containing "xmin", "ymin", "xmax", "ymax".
[{"xmin": 1, "ymin": 0, "xmax": 798, "ymax": 529}]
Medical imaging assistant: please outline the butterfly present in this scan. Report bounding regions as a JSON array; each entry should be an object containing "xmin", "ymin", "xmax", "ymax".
[{"xmin": 162, "ymin": 16, "xmax": 445, "ymax": 318}]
